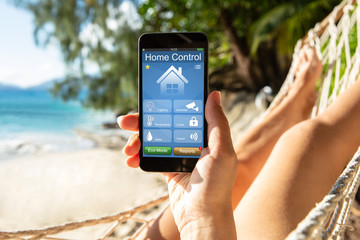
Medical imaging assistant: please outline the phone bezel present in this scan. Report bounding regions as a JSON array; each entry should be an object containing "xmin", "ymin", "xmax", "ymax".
[{"xmin": 138, "ymin": 32, "xmax": 209, "ymax": 172}]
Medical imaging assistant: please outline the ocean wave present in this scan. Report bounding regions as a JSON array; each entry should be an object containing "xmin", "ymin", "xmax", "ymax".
[
  {"xmin": 0, "ymin": 132, "xmax": 95, "ymax": 161},
  {"xmin": 0, "ymin": 140, "xmax": 52, "ymax": 155}
]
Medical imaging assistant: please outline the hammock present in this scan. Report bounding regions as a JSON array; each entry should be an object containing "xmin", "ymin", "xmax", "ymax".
[
  {"xmin": 1, "ymin": 0, "xmax": 360, "ymax": 239},
  {"xmin": 283, "ymin": 0, "xmax": 360, "ymax": 238}
]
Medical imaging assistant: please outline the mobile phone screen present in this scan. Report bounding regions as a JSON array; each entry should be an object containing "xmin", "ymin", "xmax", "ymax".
[{"xmin": 141, "ymin": 47, "xmax": 205, "ymax": 159}]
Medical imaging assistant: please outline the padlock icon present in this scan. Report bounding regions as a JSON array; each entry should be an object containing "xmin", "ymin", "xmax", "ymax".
[{"xmin": 189, "ymin": 116, "xmax": 199, "ymax": 127}]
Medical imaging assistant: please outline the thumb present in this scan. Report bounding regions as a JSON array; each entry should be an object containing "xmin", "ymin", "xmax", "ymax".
[{"xmin": 205, "ymin": 91, "xmax": 233, "ymax": 153}]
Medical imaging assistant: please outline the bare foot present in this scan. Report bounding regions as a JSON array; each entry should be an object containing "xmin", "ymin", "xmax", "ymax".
[
  {"xmin": 285, "ymin": 46, "xmax": 323, "ymax": 120},
  {"xmin": 262, "ymin": 46, "xmax": 323, "ymax": 126}
]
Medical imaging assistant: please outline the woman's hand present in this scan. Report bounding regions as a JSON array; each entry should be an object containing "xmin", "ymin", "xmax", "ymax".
[{"xmin": 118, "ymin": 91, "xmax": 237, "ymax": 240}]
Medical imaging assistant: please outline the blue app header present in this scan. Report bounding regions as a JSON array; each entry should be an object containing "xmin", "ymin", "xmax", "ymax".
[{"xmin": 143, "ymin": 51, "xmax": 204, "ymax": 62}]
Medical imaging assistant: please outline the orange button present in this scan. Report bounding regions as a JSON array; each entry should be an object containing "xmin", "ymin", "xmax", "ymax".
[{"xmin": 174, "ymin": 147, "xmax": 201, "ymax": 156}]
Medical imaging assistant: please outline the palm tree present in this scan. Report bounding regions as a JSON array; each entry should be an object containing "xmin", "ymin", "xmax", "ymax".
[{"xmin": 10, "ymin": 0, "xmax": 341, "ymax": 112}]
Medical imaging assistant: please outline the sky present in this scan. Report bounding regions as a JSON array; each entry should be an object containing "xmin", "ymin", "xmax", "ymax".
[{"xmin": 0, "ymin": 1, "xmax": 65, "ymax": 88}]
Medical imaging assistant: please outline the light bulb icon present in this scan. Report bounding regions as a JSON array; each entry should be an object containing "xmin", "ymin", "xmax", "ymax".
[
  {"xmin": 146, "ymin": 131, "xmax": 153, "ymax": 141},
  {"xmin": 146, "ymin": 101, "xmax": 154, "ymax": 112}
]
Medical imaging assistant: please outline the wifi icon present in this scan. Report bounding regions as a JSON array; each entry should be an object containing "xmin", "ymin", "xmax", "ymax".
[{"xmin": 190, "ymin": 132, "xmax": 198, "ymax": 141}]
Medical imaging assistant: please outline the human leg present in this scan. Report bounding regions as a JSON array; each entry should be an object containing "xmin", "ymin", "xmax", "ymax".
[
  {"xmin": 132, "ymin": 202, "xmax": 179, "ymax": 240},
  {"xmin": 233, "ymin": 79, "xmax": 360, "ymax": 239},
  {"xmin": 232, "ymin": 47, "xmax": 322, "ymax": 207},
  {"xmin": 120, "ymin": 47, "xmax": 322, "ymax": 239}
]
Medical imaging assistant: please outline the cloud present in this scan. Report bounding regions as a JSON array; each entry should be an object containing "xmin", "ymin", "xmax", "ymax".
[
  {"xmin": 0, "ymin": 1, "xmax": 141, "ymax": 88},
  {"xmin": 0, "ymin": 2, "xmax": 66, "ymax": 88},
  {"xmin": 0, "ymin": 61, "xmax": 65, "ymax": 88}
]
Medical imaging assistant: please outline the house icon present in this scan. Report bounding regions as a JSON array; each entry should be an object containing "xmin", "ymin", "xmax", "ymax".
[{"xmin": 156, "ymin": 65, "xmax": 188, "ymax": 96}]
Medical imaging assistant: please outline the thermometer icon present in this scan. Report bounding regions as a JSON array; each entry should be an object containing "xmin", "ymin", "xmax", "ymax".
[{"xmin": 147, "ymin": 115, "xmax": 153, "ymax": 126}]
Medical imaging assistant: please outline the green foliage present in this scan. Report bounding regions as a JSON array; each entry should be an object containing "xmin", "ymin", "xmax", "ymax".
[
  {"xmin": 11, "ymin": 0, "xmax": 341, "ymax": 112},
  {"xmin": 250, "ymin": 0, "xmax": 342, "ymax": 55},
  {"xmin": 139, "ymin": 0, "xmax": 340, "ymax": 64},
  {"xmin": 138, "ymin": 0, "xmax": 290, "ymax": 68},
  {"xmin": 324, "ymin": 16, "xmax": 358, "ymax": 97},
  {"xmin": 13, "ymin": 0, "xmax": 139, "ymax": 113}
]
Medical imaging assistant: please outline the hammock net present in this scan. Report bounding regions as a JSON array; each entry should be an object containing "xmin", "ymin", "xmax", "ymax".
[
  {"xmin": 282, "ymin": 0, "xmax": 360, "ymax": 239},
  {"xmin": 1, "ymin": 0, "xmax": 360, "ymax": 239}
]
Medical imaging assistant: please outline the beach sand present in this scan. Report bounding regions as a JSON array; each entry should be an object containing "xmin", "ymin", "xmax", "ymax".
[
  {"xmin": 0, "ymin": 91, "xmax": 264, "ymax": 239},
  {"xmin": 0, "ymin": 147, "xmax": 168, "ymax": 239}
]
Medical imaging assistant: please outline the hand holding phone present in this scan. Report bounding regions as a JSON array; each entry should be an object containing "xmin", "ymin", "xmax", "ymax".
[
  {"xmin": 138, "ymin": 32, "xmax": 208, "ymax": 172},
  {"xmin": 119, "ymin": 92, "xmax": 238, "ymax": 239}
]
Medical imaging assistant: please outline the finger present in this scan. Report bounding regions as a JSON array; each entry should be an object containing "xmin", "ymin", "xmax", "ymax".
[
  {"xmin": 164, "ymin": 173, "xmax": 178, "ymax": 183},
  {"xmin": 125, "ymin": 154, "xmax": 140, "ymax": 168},
  {"xmin": 205, "ymin": 91, "xmax": 234, "ymax": 155},
  {"xmin": 117, "ymin": 113, "xmax": 139, "ymax": 131},
  {"xmin": 123, "ymin": 134, "xmax": 140, "ymax": 156},
  {"xmin": 164, "ymin": 173, "xmax": 189, "ymax": 184}
]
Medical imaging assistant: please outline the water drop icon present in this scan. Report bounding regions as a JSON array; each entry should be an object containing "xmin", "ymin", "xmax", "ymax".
[{"xmin": 146, "ymin": 131, "xmax": 153, "ymax": 141}]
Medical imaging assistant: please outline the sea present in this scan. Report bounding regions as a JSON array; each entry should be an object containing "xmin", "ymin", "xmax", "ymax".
[{"xmin": 0, "ymin": 88, "xmax": 115, "ymax": 161}]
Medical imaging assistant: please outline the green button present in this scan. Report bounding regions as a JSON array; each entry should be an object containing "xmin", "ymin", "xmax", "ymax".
[{"xmin": 144, "ymin": 146, "xmax": 172, "ymax": 155}]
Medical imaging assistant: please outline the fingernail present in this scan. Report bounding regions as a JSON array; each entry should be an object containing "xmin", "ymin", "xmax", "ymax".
[
  {"xmin": 122, "ymin": 135, "xmax": 133, "ymax": 155},
  {"xmin": 214, "ymin": 91, "xmax": 221, "ymax": 105},
  {"xmin": 117, "ymin": 115, "xmax": 123, "ymax": 127}
]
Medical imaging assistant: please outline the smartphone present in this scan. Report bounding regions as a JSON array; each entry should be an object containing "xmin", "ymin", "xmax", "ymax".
[{"xmin": 138, "ymin": 32, "xmax": 208, "ymax": 172}]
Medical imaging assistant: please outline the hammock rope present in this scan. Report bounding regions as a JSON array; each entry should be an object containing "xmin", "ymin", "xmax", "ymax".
[
  {"xmin": 282, "ymin": 0, "xmax": 360, "ymax": 238},
  {"xmin": 0, "ymin": 195, "xmax": 168, "ymax": 240},
  {"xmin": 1, "ymin": 0, "xmax": 360, "ymax": 239},
  {"xmin": 285, "ymin": 150, "xmax": 360, "ymax": 240}
]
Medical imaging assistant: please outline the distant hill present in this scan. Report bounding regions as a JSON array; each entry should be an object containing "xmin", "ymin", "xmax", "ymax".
[
  {"xmin": 27, "ymin": 78, "xmax": 63, "ymax": 91},
  {"xmin": 0, "ymin": 78, "xmax": 64, "ymax": 91},
  {"xmin": 0, "ymin": 78, "xmax": 87, "ymax": 101},
  {"xmin": 0, "ymin": 83, "xmax": 21, "ymax": 91}
]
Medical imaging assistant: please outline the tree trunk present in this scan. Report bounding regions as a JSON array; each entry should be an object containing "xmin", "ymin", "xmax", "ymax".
[
  {"xmin": 220, "ymin": 9, "xmax": 256, "ymax": 91},
  {"xmin": 254, "ymin": 40, "xmax": 291, "ymax": 93}
]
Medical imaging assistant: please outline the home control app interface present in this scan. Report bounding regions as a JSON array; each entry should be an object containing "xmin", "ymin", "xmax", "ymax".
[{"xmin": 142, "ymin": 48, "xmax": 205, "ymax": 158}]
